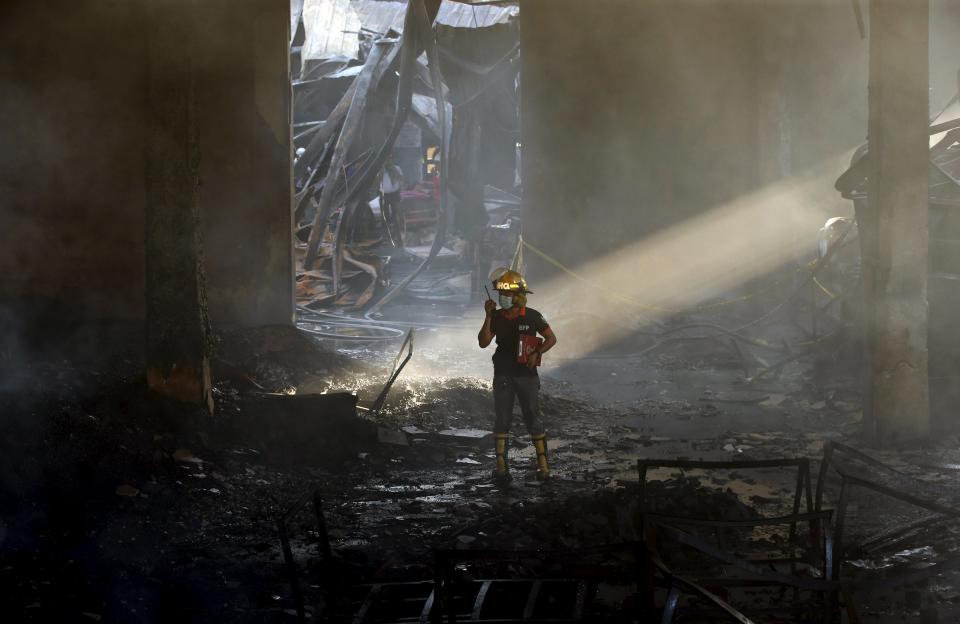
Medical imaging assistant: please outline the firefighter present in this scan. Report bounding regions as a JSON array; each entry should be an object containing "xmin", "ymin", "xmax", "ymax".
[{"xmin": 477, "ymin": 269, "xmax": 557, "ymax": 482}]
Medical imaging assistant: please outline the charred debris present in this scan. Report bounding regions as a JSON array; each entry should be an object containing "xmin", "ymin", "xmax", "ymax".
[
  {"xmin": 5, "ymin": 0, "xmax": 960, "ymax": 623},
  {"xmin": 11, "ymin": 319, "xmax": 960, "ymax": 622},
  {"xmin": 290, "ymin": 0, "xmax": 521, "ymax": 313}
]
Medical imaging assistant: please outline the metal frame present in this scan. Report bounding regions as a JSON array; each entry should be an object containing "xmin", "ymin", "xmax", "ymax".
[
  {"xmin": 644, "ymin": 514, "xmax": 837, "ymax": 624},
  {"xmin": 637, "ymin": 458, "xmax": 815, "ymax": 539},
  {"xmin": 369, "ymin": 328, "xmax": 415, "ymax": 415},
  {"xmin": 346, "ymin": 581, "xmax": 436, "ymax": 624},
  {"xmin": 338, "ymin": 577, "xmax": 594, "ymax": 624},
  {"xmin": 637, "ymin": 457, "xmax": 833, "ymax": 622},
  {"xmin": 648, "ymin": 549, "xmax": 756, "ymax": 624},
  {"xmin": 278, "ymin": 486, "xmax": 334, "ymax": 623},
  {"xmin": 815, "ymin": 441, "xmax": 960, "ymax": 620},
  {"xmin": 431, "ymin": 544, "xmax": 641, "ymax": 623}
]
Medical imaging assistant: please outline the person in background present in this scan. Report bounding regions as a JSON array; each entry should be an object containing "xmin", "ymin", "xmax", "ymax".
[{"xmin": 379, "ymin": 152, "xmax": 405, "ymax": 246}]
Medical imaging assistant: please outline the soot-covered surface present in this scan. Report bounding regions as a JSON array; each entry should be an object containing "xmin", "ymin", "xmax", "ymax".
[{"xmin": 4, "ymin": 313, "xmax": 960, "ymax": 622}]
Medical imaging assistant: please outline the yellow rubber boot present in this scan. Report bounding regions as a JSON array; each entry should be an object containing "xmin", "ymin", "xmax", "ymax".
[
  {"xmin": 494, "ymin": 433, "xmax": 511, "ymax": 482},
  {"xmin": 532, "ymin": 433, "xmax": 550, "ymax": 480}
]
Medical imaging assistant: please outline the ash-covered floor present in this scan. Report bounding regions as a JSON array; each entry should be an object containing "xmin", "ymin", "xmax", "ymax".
[{"xmin": 4, "ymin": 303, "xmax": 960, "ymax": 623}]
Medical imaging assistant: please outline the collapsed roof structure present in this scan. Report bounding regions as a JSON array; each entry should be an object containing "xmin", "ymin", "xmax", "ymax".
[{"xmin": 290, "ymin": 0, "xmax": 521, "ymax": 311}]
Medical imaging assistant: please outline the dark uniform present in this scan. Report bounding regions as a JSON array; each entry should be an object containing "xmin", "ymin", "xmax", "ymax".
[{"xmin": 489, "ymin": 307, "xmax": 549, "ymax": 436}]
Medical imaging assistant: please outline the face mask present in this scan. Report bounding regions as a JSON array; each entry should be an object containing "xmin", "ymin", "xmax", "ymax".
[{"xmin": 499, "ymin": 294, "xmax": 514, "ymax": 309}]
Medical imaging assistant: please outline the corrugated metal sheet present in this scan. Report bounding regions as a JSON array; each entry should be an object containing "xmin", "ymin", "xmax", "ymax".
[
  {"xmin": 302, "ymin": 0, "xmax": 362, "ymax": 61},
  {"xmin": 435, "ymin": 1, "xmax": 518, "ymax": 29},
  {"xmin": 351, "ymin": 0, "xmax": 517, "ymax": 34},
  {"xmin": 302, "ymin": 0, "xmax": 517, "ymax": 61},
  {"xmin": 349, "ymin": 0, "xmax": 407, "ymax": 35}
]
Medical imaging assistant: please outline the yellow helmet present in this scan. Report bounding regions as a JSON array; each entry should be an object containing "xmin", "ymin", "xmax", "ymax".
[{"xmin": 490, "ymin": 267, "xmax": 533, "ymax": 294}]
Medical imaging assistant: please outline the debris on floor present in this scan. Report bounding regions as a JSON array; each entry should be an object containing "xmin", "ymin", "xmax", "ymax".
[{"xmin": 5, "ymin": 312, "xmax": 960, "ymax": 622}]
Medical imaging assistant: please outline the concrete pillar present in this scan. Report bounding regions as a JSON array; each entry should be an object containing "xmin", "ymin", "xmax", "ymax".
[
  {"xmin": 144, "ymin": 0, "xmax": 213, "ymax": 411},
  {"xmin": 863, "ymin": 0, "xmax": 929, "ymax": 445},
  {"xmin": 197, "ymin": 0, "xmax": 294, "ymax": 328}
]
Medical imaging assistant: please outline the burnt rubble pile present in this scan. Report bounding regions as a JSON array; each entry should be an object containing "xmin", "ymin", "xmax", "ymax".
[
  {"xmin": 213, "ymin": 325, "xmax": 373, "ymax": 397},
  {"xmin": 8, "ymin": 323, "xmax": 960, "ymax": 622},
  {"xmin": 434, "ymin": 478, "xmax": 756, "ymax": 553}
]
